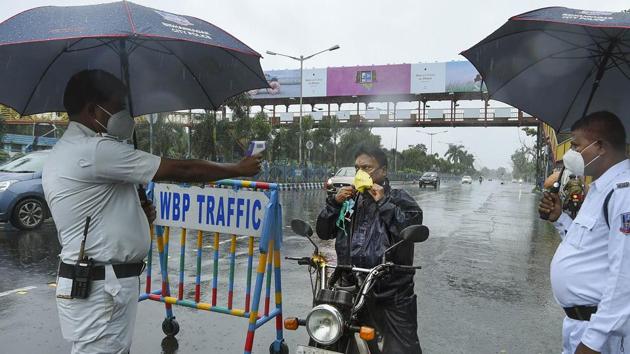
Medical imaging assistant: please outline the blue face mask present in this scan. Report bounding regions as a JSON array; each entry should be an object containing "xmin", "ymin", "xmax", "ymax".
[{"xmin": 96, "ymin": 105, "xmax": 135, "ymax": 141}]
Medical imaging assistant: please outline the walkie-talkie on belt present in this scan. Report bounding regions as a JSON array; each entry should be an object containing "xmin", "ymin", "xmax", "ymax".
[{"xmin": 71, "ymin": 216, "xmax": 94, "ymax": 299}]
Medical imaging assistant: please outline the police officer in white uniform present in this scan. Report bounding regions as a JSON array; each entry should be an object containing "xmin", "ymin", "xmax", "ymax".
[
  {"xmin": 539, "ymin": 111, "xmax": 630, "ymax": 354},
  {"xmin": 43, "ymin": 70, "xmax": 262, "ymax": 354}
]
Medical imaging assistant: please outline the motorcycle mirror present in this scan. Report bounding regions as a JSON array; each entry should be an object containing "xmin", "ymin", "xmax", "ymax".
[
  {"xmin": 382, "ymin": 225, "xmax": 429, "ymax": 263},
  {"xmin": 400, "ymin": 225, "xmax": 430, "ymax": 244},
  {"xmin": 290, "ymin": 219, "xmax": 319, "ymax": 254},
  {"xmin": 291, "ymin": 219, "xmax": 313, "ymax": 238}
]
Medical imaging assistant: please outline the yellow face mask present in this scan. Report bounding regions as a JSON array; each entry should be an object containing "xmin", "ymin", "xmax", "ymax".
[{"xmin": 353, "ymin": 169, "xmax": 373, "ymax": 193}]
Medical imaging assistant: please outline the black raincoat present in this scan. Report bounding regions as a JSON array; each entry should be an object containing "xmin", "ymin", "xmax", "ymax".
[
  {"xmin": 316, "ymin": 183, "xmax": 423, "ymax": 353},
  {"xmin": 316, "ymin": 183, "xmax": 423, "ymax": 296}
]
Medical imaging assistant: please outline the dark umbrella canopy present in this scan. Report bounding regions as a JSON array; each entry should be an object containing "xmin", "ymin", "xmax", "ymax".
[
  {"xmin": 462, "ymin": 7, "xmax": 630, "ymax": 139},
  {"xmin": 0, "ymin": 1, "xmax": 268, "ymax": 116}
]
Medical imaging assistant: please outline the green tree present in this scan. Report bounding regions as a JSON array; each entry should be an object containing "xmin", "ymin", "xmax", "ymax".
[
  {"xmin": 309, "ymin": 116, "xmax": 341, "ymax": 167},
  {"xmin": 336, "ymin": 128, "xmax": 381, "ymax": 166},
  {"xmin": 521, "ymin": 126, "xmax": 544, "ymax": 182},
  {"xmin": 191, "ymin": 110, "xmax": 218, "ymax": 160},
  {"xmin": 135, "ymin": 113, "xmax": 188, "ymax": 158},
  {"xmin": 0, "ymin": 114, "xmax": 6, "ymax": 141},
  {"xmin": 444, "ymin": 144, "xmax": 476, "ymax": 174},
  {"xmin": 399, "ymin": 144, "xmax": 429, "ymax": 171},
  {"xmin": 511, "ymin": 147, "xmax": 536, "ymax": 180}
]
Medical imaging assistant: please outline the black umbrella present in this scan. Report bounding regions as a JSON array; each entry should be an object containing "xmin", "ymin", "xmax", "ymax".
[
  {"xmin": 0, "ymin": 1, "xmax": 268, "ymax": 198},
  {"xmin": 0, "ymin": 1, "xmax": 268, "ymax": 116},
  {"xmin": 462, "ymin": 7, "xmax": 630, "ymax": 138}
]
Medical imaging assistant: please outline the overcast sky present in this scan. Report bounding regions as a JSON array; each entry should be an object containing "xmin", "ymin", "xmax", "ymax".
[{"xmin": 2, "ymin": 0, "xmax": 627, "ymax": 169}]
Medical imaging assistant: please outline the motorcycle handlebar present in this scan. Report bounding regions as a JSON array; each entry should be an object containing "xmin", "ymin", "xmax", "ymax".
[
  {"xmin": 391, "ymin": 264, "xmax": 422, "ymax": 274},
  {"xmin": 285, "ymin": 257, "xmax": 422, "ymax": 273},
  {"xmin": 330, "ymin": 263, "xmax": 421, "ymax": 274},
  {"xmin": 285, "ymin": 256, "xmax": 313, "ymax": 266}
]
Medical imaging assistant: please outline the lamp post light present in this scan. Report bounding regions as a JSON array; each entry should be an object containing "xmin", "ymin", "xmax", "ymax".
[
  {"xmin": 417, "ymin": 130, "xmax": 448, "ymax": 155},
  {"xmin": 266, "ymin": 45, "xmax": 340, "ymax": 165}
]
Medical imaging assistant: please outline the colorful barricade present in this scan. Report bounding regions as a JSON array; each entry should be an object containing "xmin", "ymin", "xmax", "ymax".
[{"xmin": 139, "ymin": 179, "xmax": 286, "ymax": 354}]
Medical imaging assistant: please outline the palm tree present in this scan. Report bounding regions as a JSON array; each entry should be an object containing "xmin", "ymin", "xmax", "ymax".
[
  {"xmin": 444, "ymin": 144, "xmax": 477, "ymax": 174},
  {"xmin": 445, "ymin": 144, "xmax": 466, "ymax": 164}
]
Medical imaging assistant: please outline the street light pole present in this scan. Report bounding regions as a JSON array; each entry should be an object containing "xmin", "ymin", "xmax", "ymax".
[
  {"xmin": 299, "ymin": 56, "xmax": 304, "ymax": 165},
  {"xmin": 417, "ymin": 130, "xmax": 448, "ymax": 155},
  {"xmin": 266, "ymin": 45, "xmax": 340, "ymax": 165}
]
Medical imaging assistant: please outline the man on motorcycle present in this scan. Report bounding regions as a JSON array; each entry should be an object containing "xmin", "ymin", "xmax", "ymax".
[
  {"xmin": 316, "ymin": 145, "xmax": 423, "ymax": 354},
  {"xmin": 563, "ymin": 174, "xmax": 584, "ymax": 197}
]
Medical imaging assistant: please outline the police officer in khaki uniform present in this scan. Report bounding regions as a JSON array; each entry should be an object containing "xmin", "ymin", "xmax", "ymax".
[{"xmin": 43, "ymin": 70, "xmax": 261, "ymax": 354}]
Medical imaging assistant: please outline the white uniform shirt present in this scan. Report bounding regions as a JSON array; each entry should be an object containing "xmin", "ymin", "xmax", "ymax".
[
  {"xmin": 551, "ymin": 159, "xmax": 630, "ymax": 351},
  {"xmin": 43, "ymin": 122, "xmax": 161, "ymax": 265}
]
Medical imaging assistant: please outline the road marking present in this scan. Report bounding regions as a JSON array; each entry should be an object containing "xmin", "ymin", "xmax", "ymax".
[
  {"xmin": 202, "ymin": 235, "xmax": 250, "ymax": 249},
  {"xmin": 0, "ymin": 286, "xmax": 37, "ymax": 298}
]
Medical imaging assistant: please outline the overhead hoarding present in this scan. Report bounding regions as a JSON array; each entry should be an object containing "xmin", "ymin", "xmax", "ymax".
[
  {"xmin": 326, "ymin": 64, "xmax": 411, "ymax": 97},
  {"xmin": 302, "ymin": 68, "xmax": 327, "ymax": 97},
  {"xmin": 445, "ymin": 61, "xmax": 486, "ymax": 93},
  {"xmin": 410, "ymin": 63, "xmax": 446, "ymax": 94},
  {"xmin": 248, "ymin": 61, "xmax": 485, "ymax": 101},
  {"xmin": 247, "ymin": 69, "xmax": 299, "ymax": 99},
  {"xmin": 247, "ymin": 68, "xmax": 327, "ymax": 99}
]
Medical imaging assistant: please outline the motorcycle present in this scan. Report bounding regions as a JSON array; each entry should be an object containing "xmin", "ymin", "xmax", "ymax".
[
  {"xmin": 566, "ymin": 192, "xmax": 584, "ymax": 219},
  {"xmin": 283, "ymin": 219, "xmax": 429, "ymax": 354}
]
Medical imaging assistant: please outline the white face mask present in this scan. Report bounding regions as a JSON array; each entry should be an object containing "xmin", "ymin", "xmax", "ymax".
[
  {"xmin": 562, "ymin": 140, "xmax": 600, "ymax": 176},
  {"xmin": 95, "ymin": 105, "xmax": 135, "ymax": 141}
]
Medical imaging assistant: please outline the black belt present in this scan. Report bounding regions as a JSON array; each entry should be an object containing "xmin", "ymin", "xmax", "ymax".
[
  {"xmin": 58, "ymin": 262, "xmax": 144, "ymax": 281},
  {"xmin": 564, "ymin": 305, "xmax": 598, "ymax": 321}
]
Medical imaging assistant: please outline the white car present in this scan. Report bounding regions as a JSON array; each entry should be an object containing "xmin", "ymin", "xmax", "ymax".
[
  {"xmin": 326, "ymin": 167, "xmax": 355, "ymax": 196},
  {"xmin": 461, "ymin": 176, "xmax": 473, "ymax": 184}
]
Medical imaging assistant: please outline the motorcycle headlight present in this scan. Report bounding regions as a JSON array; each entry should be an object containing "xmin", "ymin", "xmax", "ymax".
[
  {"xmin": 327, "ymin": 178, "xmax": 333, "ymax": 186},
  {"xmin": 0, "ymin": 180, "xmax": 18, "ymax": 192},
  {"xmin": 306, "ymin": 304, "xmax": 344, "ymax": 345}
]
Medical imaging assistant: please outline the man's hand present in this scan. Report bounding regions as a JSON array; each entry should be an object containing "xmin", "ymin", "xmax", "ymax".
[
  {"xmin": 368, "ymin": 183, "xmax": 385, "ymax": 202},
  {"xmin": 335, "ymin": 186, "xmax": 355, "ymax": 204},
  {"xmin": 575, "ymin": 342, "xmax": 599, "ymax": 354},
  {"xmin": 141, "ymin": 199, "xmax": 156, "ymax": 224},
  {"xmin": 236, "ymin": 154, "xmax": 262, "ymax": 177},
  {"xmin": 538, "ymin": 191, "xmax": 562, "ymax": 222}
]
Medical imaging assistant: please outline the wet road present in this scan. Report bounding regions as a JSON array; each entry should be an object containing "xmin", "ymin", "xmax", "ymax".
[{"xmin": 0, "ymin": 180, "xmax": 564, "ymax": 353}]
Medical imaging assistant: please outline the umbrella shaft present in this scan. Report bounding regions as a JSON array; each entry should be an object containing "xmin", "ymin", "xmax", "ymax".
[
  {"xmin": 582, "ymin": 39, "xmax": 617, "ymax": 118},
  {"xmin": 117, "ymin": 40, "xmax": 146, "ymax": 202}
]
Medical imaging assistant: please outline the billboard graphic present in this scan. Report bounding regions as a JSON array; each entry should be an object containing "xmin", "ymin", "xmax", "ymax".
[
  {"xmin": 326, "ymin": 64, "xmax": 411, "ymax": 96},
  {"xmin": 247, "ymin": 60, "xmax": 485, "ymax": 100},
  {"xmin": 410, "ymin": 63, "xmax": 446, "ymax": 94},
  {"xmin": 445, "ymin": 61, "xmax": 485, "ymax": 93},
  {"xmin": 247, "ymin": 68, "xmax": 327, "ymax": 99},
  {"xmin": 247, "ymin": 69, "xmax": 300, "ymax": 99},
  {"xmin": 302, "ymin": 68, "xmax": 327, "ymax": 97}
]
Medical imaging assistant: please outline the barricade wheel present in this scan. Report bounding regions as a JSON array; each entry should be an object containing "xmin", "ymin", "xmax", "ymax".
[
  {"xmin": 162, "ymin": 317, "xmax": 180, "ymax": 336},
  {"xmin": 269, "ymin": 339, "xmax": 289, "ymax": 354}
]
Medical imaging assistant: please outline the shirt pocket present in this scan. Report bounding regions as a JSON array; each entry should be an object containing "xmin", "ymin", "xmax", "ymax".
[{"xmin": 566, "ymin": 214, "xmax": 596, "ymax": 249}]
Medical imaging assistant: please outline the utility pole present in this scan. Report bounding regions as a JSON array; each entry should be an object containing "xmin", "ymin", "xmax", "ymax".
[
  {"xmin": 266, "ymin": 45, "xmax": 340, "ymax": 165},
  {"xmin": 417, "ymin": 130, "xmax": 448, "ymax": 155}
]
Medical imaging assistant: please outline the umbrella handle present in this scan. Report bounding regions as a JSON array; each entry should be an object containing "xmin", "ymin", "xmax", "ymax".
[
  {"xmin": 540, "ymin": 167, "xmax": 564, "ymax": 220},
  {"xmin": 138, "ymin": 185, "xmax": 148, "ymax": 203}
]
